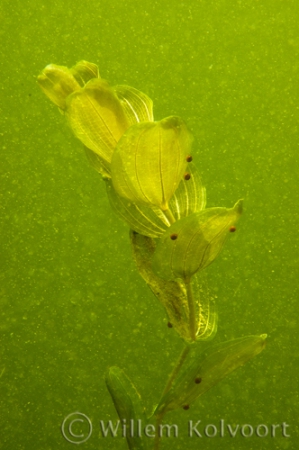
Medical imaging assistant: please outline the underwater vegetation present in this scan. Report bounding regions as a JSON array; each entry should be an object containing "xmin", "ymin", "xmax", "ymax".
[{"xmin": 38, "ymin": 60, "xmax": 266, "ymax": 449}]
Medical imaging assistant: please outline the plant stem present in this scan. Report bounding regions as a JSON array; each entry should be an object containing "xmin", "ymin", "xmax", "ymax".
[
  {"xmin": 153, "ymin": 344, "xmax": 191, "ymax": 450},
  {"xmin": 185, "ymin": 278, "xmax": 197, "ymax": 341},
  {"xmin": 163, "ymin": 207, "xmax": 176, "ymax": 225},
  {"xmin": 154, "ymin": 412, "xmax": 163, "ymax": 450},
  {"xmin": 160, "ymin": 345, "xmax": 191, "ymax": 399}
]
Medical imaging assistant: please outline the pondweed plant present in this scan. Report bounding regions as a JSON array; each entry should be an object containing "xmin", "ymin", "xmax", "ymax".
[{"xmin": 38, "ymin": 60, "xmax": 266, "ymax": 450}]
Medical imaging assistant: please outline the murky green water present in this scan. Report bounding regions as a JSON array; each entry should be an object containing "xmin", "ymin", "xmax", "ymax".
[{"xmin": 1, "ymin": 0, "xmax": 298, "ymax": 449}]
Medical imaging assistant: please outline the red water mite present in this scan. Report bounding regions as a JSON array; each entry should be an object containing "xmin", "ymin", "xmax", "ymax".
[
  {"xmin": 194, "ymin": 377, "xmax": 202, "ymax": 384},
  {"xmin": 183, "ymin": 405, "xmax": 190, "ymax": 410},
  {"xmin": 167, "ymin": 322, "xmax": 173, "ymax": 328},
  {"xmin": 170, "ymin": 233, "xmax": 178, "ymax": 240},
  {"xmin": 229, "ymin": 226, "xmax": 236, "ymax": 232},
  {"xmin": 184, "ymin": 173, "xmax": 191, "ymax": 180},
  {"xmin": 186, "ymin": 155, "xmax": 193, "ymax": 162}
]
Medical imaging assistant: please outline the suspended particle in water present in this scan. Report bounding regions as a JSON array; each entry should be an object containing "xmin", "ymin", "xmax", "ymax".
[
  {"xmin": 183, "ymin": 405, "xmax": 190, "ymax": 410},
  {"xmin": 167, "ymin": 322, "xmax": 173, "ymax": 328},
  {"xmin": 194, "ymin": 377, "xmax": 202, "ymax": 384}
]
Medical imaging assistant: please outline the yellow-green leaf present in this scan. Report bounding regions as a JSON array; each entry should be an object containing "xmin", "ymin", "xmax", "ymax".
[
  {"xmin": 106, "ymin": 181, "xmax": 169, "ymax": 237},
  {"xmin": 154, "ymin": 334, "xmax": 267, "ymax": 415},
  {"xmin": 152, "ymin": 200, "xmax": 243, "ymax": 281},
  {"xmin": 66, "ymin": 78, "xmax": 130, "ymax": 164},
  {"xmin": 106, "ymin": 367, "xmax": 149, "ymax": 450},
  {"xmin": 37, "ymin": 64, "xmax": 81, "ymax": 110},
  {"xmin": 84, "ymin": 146, "xmax": 111, "ymax": 178},
  {"xmin": 115, "ymin": 85, "xmax": 154, "ymax": 125},
  {"xmin": 130, "ymin": 232, "xmax": 217, "ymax": 343},
  {"xmin": 169, "ymin": 161, "xmax": 206, "ymax": 220},
  {"xmin": 111, "ymin": 116, "xmax": 192, "ymax": 210},
  {"xmin": 107, "ymin": 162, "xmax": 205, "ymax": 237},
  {"xmin": 70, "ymin": 60, "xmax": 99, "ymax": 86}
]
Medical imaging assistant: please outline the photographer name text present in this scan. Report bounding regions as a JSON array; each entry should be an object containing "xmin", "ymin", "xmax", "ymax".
[{"xmin": 99, "ymin": 419, "xmax": 290, "ymax": 439}]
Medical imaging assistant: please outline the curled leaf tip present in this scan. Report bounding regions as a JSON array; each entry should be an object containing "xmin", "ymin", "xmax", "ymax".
[
  {"xmin": 37, "ymin": 64, "xmax": 81, "ymax": 110},
  {"xmin": 234, "ymin": 199, "xmax": 243, "ymax": 214}
]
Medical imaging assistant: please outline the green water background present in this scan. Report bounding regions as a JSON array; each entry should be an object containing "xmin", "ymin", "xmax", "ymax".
[{"xmin": 0, "ymin": 0, "xmax": 298, "ymax": 449}]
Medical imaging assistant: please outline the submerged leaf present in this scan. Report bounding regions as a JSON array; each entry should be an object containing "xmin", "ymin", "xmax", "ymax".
[
  {"xmin": 111, "ymin": 116, "xmax": 192, "ymax": 211},
  {"xmin": 37, "ymin": 64, "xmax": 81, "ymax": 110},
  {"xmin": 84, "ymin": 146, "xmax": 111, "ymax": 178},
  {"xmin": 152, "ymin": 200, "xmax": 243, "ymax": 281},
  {"xmin": 154, "ymin": 334, "xmax": 267, "ymax": 415},
  {"xmin": 191, "ymin": 272, "xmax": 218, "ymax": 341},
  {"xmin": 115, "ymin": 85, "xmax": 154, "ymax": 125},
  {"xmin": 130, "ymin": 231, "xmax": 217, "ymax": 342},
  {"xmin": 106, "ymin": 162, "xmax": 205, "ymax": 237},
  {"xmin": 106, "ymin": 181, "xmax": 169, "ymax": 237},
  {"xmin": 70, "ymin": 60, "xmax": 99, "ymax": 86},
  {"xmin": 66, "ymin": 78, "xmax": 130, "ymax": 164},
  {"xmin": 106, "ymin": 367, "xmax": 149, "ymax": 450},
  {"xmin": 37, "ymin": 60, "xmax": 100, "ymax": 110},
  {"xmin": 169, "ymin": 161, "xmax": 206, "ymax": 220}
]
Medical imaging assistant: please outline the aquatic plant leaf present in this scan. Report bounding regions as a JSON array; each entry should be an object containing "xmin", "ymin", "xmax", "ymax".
[
  {"xmin": 152, "ymin": 200, "xmax": 243, "ymax": 281},
  {"xmin": 84, "ymin": 146, "xmax": 111, "ymax": 178},
  {"xmin": 191, "ymin": 272, "xmax": 218, "ymax": 341},
  {"xmin": 66, "ymin": 78, "xmax": 130, "ymax": 164},
  {"xmin": 37, "ymin": 61, "xmax": 100, "ymax": 110},
  {"xmin": 169, "ymin": 162, "xmax": 206, "ymax": 220},
  {"xmin": 106, "ymin": 181, "xmax": 169, "ymax": 237},
  {"xmin": 154, "ymin": 334, "xmax": 267, "ymax": 415},
  {"xmin": 37, "ymin": 64, "xmax": 81, "ymax": 110},
  {"xmin": 130, "ymin": 232, "xmax": 217, "ymax": 343},
  {"xmin": 106, "ymin": 366, "xmax": 149, "ymax": 450},
  {"xmin": 115, "ymin": 85, "xmax": 154, "ymax": 125},
  {"xmin": 107, "ymin": 162, "xmax": 205, "ymax": 237},
  {"xmin": 70, "ymin": 60, "xmax": 99, "ymax": 86},
  {"xmin": 111, "ymin": 116, "xmax": 192, "ymax": 210}
]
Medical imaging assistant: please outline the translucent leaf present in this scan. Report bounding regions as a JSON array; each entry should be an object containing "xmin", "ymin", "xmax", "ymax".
[
  {"xmin": 154, "ymin": 334, "xmax": 267, "ymax": 415},
  {"xmin": 169, "ymin": 161, "xmax": 206, "ymax": 220},
  {"xmin": 106, "ymin": 367, "xmax": 149, "ymax": 450},
  {"xmin": 106, "ymin": 161, "xmax": 205, "ymax": 237},
  {"xmin": 66, "ymin": 78, "xmax": 130, "ymax": 164},
  {"xmin": 130, "ymin": 232, "xmax": 217, "ymax": 343},
  {"xmin": 191, "ymin": 272, "xmax": 217, "ymax": 341},
  {"xmin": 37, "ymin": 61, "xmax": 99, "ymax": 110},
  {"xmin": 70, "ymin": 60, "xmax": 99, "ymax": 86},
  {"xmin": 84, "ymin": 146, "xmax": 111, "ymax": 179},
  {"xmin": 106, "ymin": 181, "xmax": 168, "ymax": 237},
  {"xmin": 115, "ymin": 85, "xmax": 154, "ymax": 125},
  {"xmin": 111, "ymin": 116, "xmax": 192, "ymax": 211},
  {"xmin": 152, "ymin": 200, "xmax": 243, "ymax": 281},
  {"xmin": 37, "ymin": 64, "xmax": 81, "ymax": 110}
]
